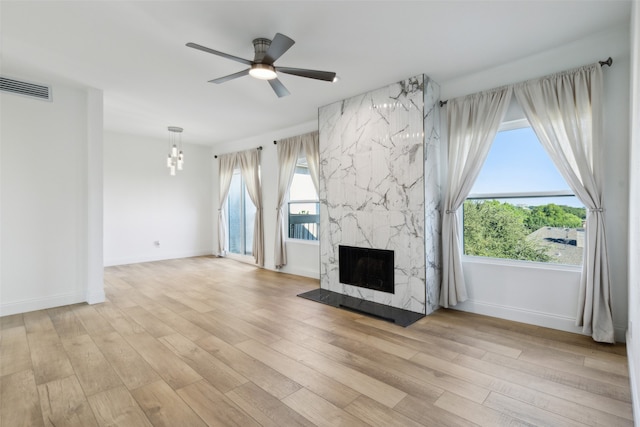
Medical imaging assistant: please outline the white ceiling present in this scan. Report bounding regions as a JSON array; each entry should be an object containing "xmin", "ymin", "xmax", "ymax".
[{"xmin": 0, "ymin": 1, "xmax": 631, "ymax": 146}]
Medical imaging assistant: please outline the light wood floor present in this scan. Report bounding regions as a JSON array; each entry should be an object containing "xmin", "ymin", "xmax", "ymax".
[{"xmin": 0, "ymin": 256, "xmax": 633, "ymax": 426}]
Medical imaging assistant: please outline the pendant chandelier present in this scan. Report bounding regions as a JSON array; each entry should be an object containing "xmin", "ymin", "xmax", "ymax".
[{"xmin": 166, "ymin": 126, "xmax": 184, "ymax": 175}]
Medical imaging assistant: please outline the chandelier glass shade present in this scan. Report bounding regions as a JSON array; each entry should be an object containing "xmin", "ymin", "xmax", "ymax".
[{"xmin": 167, "ymin": 126, "xmax": 184, "ymax": 175}]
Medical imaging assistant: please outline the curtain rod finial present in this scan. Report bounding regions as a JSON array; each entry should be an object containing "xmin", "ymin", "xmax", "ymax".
[{"xmin": 599, "ymin": 57, "xmax": 612, "ymax": 67}]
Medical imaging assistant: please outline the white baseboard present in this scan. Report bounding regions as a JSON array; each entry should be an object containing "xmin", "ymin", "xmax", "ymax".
[
  {"xmin": 453, "ymin": 298, "xmax": 627, "ymax": 342},
  {"xmin": 274, "ymin": 265, "xmax": 320, "ymax": 279},
  {"xmin": 86, "ymin": 289, "xmax": 106, "ymax": 305},
  {"xmin": 104, "ymin": 250, "xmax": 213, "ymax": 267},
  {"xmin": 0, "ymin": 291, "xmax": 86, "ymax": 317}
]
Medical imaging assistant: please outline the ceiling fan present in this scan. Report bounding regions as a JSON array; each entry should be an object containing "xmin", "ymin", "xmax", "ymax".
[{"xmin": 186, "ymin": 33, "xmax": 336, "ymax": 98}]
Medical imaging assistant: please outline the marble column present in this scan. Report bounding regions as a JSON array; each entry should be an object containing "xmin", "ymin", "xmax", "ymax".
[{"xmin": 319, "ymin": 74, "xmax": 441, "ymax": 315}]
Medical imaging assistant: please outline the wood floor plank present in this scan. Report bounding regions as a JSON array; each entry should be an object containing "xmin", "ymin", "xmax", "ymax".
[
  {"xmin": 393, "ymin": 395, "xmax": 478, "ymax": 427},
  {"xmin": 122, "ymin": 331, "xmax": 202, "ymax": 390},
  {"xmin": 72, "ymin": 304, "xmax": 117, "ymax": 336},
  {"xmin": 144, "ymin": 304, "xmax": 211, "ymax": 342},
  {"xmin": 91, "ymin": 331, "xmax": 161, "ymax": 390},
  {"xmin": 483, "ymin": 351, "xmax": 631, "ymax": 402},
  {"xmin": 176, "ymin": 379, "xmax": 260, "ymax": 427},
  {"xmin": 354, "ymin": 315, "xmax": 487, "ymax": 359},
  {"xmin": 87, "ymin": 385, "xmax": 153, "ymax": 427},
  {"xmin": 159, "ymin": 333, "xmax": 248, "ymax": 393},
  {"xmin": 282, "ymin": 388, "xmax": 370, "ymax": 427},
  {"xmin": 483, "ymin": 391, "xmax": 586, "ymax": 427},
  {"xmin": 411, "ymin": 349, "xmax": 633, "ymax": 427},
  {"xmin": 120, "ymin": 305, "xmax": 177, "ymax": 338},
  {"xmin": 225, "ymin": 382, "xmax": 316, "ymax": 427},
  {"xmin": 61, "ymin": 334, "xmax": 123, "ymax": 396},
  {"xmin": 38, "ymin": 375, "xmax": 98, "ymax": 427},
  {"xmin": 0, "ymin": 326, "xmax": 32, "ymax": 377},
  {"xmin": 454, "ymin": 352, "xmax": 633, "ymax": 420},
  {"xmin": 270, "ymin": 338, "xmax": 408, "ymax": 408},
  {"xmin": 0, "ymin": 313, "xmax": 24, "ymax": 330},
  {"xmin": 585, "ymin": 355, "xmax": 630, "ymax": 376},
  {"xmin": 204, "ymin": 309, "xmax": 282, "ymax": 346},
  {"xmin": 196, "ymin": 334, "xmax": 302, "ymax": 400},
  {"xmin": 295, "ymin": 333, "xmax": 445, "ymax": 403},
  {"xmin": 235, "ymin": 339, "xmax": 361, "ymax": 408},
  {"xmin": 434, "ymin": 391, "xmax": 524, "ymax": 426},
  {"xmin": 181, "ymin": 310, "xmax": 252, "ymax": 345},
  {"xmin": 331, "ymin": 335, "xmax": 489, "ymax": 404},
  {"xmin": 48, "ymin": 305, "xmax": 88, "ymax": 338},
  {"xmin": 27, "ymin": 333, "xmax": 75, "ymax": 385},
  {"xmin": 164, "ymin": 291, "xmax": 215, "ymax": 313},
  {"xmin": 344, "ymin": 395, "xmax": 427, "ymax": 427},
  {"xmin": 131, "ymin": 380, "xmax": 207, "ymax": 427},
  {"xmin": 0, "ymin": 369, "xmax": 44, "ymax": 427},
  {"xmin": 94, "ymin": 303, "xmax": 146, "ymax": 336},
  {"xmin": 302, "ymin": 315, "xmax": 420, "ymax": 360}
]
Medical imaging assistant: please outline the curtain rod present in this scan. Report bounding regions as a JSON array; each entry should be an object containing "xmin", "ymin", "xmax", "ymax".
[
  {"xmin": 214, "ymin": 146, "xmax": 262, "ymax": 159},
  {"xmin": 438, "ymin": 56, "xmax": 613, "ymax": 108}
]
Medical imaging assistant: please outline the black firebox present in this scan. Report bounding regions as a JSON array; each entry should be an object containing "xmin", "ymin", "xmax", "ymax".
[{"xmin": 338, "ymin": 245, "xmax": 394, "ymax": 293}]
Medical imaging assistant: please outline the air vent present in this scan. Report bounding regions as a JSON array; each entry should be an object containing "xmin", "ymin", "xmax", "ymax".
[{"xmin": 0, "ymin": 76, "xmax": 52, "ymax": 101}]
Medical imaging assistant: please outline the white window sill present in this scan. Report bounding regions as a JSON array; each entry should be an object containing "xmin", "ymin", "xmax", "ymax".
[
  {"xmin": 462, "ymin": 255, "xmax": 582, "ymax": 273},
  {"xmin": 285, "ymin": 239, "xmax": 319, "ymax": 246}
]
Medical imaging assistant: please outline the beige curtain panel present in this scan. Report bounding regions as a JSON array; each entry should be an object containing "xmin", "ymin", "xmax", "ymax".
[
  {"xmin": 217, "ymin": 152, "xmax": 238, "ymax": 256},
  {"xmin": 514, "ymin": 63, "xmax": 614, "ymax": 343},
  {"xmin": 239, "ymin": 149, "xmax": 265, "ymax": 267},
  {"xmin": 274, "ymin": 131, "xmax": 319, "ymax": 269},
  {"xmin": 440, "ymin": 87, "xmax": 513, "ymax": 308}
]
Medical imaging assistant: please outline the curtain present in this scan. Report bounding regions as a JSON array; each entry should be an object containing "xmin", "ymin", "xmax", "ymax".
[
  {"xmin": 302, "ymin": 131, "xmax": 320, "ymax": 195},
  {"xmin": 274, "ymin": 136, "xmax": 303, "ymax": 268},
  {"xmin": 440, "ymin": 87, "xmax": 513, "ymax": 308},
  {"xmin": 514, "ymin": 64, "xmax": 614, "ymax": 343},
  {"xmin": 239, "ymin": 149, "xmax": 264, "ymax": 267},
  {"xmin": 217, "ymin": 153, "xmax": 238, "ymax": 256}
]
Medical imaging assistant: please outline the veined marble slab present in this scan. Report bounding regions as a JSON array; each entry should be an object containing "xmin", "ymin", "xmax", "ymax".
[{"xmin": 319, "ymin": 75, "xmax": 441, "ymax": 315}]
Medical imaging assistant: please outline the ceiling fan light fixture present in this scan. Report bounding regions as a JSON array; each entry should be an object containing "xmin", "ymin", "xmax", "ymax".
[{"xmin": 249, "ymin": 64, "xmax": 277, "ymax": 80}]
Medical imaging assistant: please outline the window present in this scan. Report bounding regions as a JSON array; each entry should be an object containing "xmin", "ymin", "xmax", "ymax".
[
  {"xmin": 463, "ymin": 120, "xmax": 585, "ymax": 265},
  {"xmin": 227, "ymin": 168, "xmax": 255, "ymax": 255},
  {"xmin": 288, "ymin": 154, "xmax": 319, "ymax": 241}
]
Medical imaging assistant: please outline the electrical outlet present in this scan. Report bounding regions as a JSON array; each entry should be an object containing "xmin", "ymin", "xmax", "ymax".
[{"xmin": 154, "ymin": 241, "xmax": 160, "ymax": 247}]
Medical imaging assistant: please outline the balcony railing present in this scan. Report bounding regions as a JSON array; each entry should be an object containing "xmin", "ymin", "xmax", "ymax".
[{"xmin": 288, "ymin": 201, "xmax": 319, "ymax": 241}]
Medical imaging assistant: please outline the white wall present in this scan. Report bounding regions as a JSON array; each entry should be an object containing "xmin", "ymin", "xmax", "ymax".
[
  {"xmin": 211, "ymin": 120, "xmax": 320, "ymax": 279},
  {"xmin": 627, "ymin": 0, "xmax": 640, "ymax": 422},
  {"xmin": 439, "ymin": 25, "xmax": 631, "ymax": 341},
  {"xmin": 1, "ymin": 81, "xmax": 104, "ymax": 316},
  {"xmin": 103, "ymin": 131, "xmax": 213, "ymax": 266}
]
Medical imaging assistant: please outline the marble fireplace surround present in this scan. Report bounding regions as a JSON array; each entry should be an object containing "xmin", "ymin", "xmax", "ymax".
[{"xmin": 318, "ymin": 74, "xmax": 441, "ymax": 317}]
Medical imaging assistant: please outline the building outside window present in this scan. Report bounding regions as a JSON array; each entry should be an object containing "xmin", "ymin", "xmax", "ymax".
[
  {"xmin": 463, "ymin": 119, "xmax": 585, "ymax": 266},
  {"xmin": 227, "ymin": 168, "xmax": 255, "ymax": 255},
  {"xmin": 288, "ymin": 154, "xmax": 319, "ymax": 241}
]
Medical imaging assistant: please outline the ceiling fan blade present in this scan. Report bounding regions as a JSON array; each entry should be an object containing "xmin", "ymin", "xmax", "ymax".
[
  {"xmin": 186, "ymin": 42, "xmax": 252, "ymax": 66},
  {"xmin": 268, "ymin": 78, "xmax": 290, "ymax": 98},
  {"xmin": 263, "ymin": 33, "xmax": 295, "ymax": 65},
  {"xmin": 276, "ymin": 67, "xmax": 336, "ymax": 82},
  {"xmin": 208, "ymin": 69, "xmax": 250, "ymax": 84}
]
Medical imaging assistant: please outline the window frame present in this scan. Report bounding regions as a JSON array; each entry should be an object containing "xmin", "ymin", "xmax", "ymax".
[
  {"xmin": 461, "ymin": 118, "xmax": 584, "ymax": 269},
  {"xmin": 286, "ymin": 152, "xmax": 319, "ymax": 243},
  {"xmin": 226, "ymin": 168, "xmax": 255, "ymax": 257}
]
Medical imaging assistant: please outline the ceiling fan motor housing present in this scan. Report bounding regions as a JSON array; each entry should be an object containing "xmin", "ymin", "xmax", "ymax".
[{"xmin": 252, "ymin": 38, "xmax": 272, "ymax": 63}]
